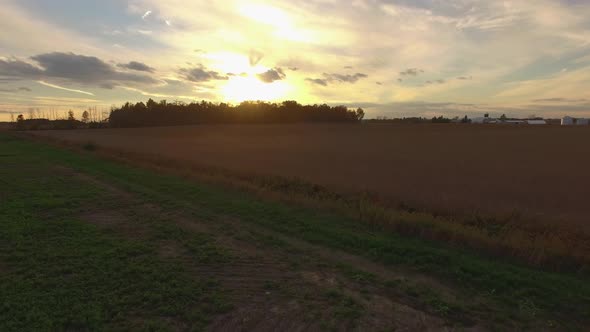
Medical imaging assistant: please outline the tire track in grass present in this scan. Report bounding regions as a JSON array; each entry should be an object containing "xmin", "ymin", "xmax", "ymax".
[{"xmin": 53, "ymin": 163, "xmax": 453, "ymax": 331}]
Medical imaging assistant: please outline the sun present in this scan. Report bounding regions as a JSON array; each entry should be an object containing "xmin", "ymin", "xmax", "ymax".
[{"xmin": 222, "ymin": 75, "xmax": 290, "ymax": 103}]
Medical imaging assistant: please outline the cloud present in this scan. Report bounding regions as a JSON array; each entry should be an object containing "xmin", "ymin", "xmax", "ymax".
[
  {"xmin": 121, "ymin": 85, "xmax": 214, "ymax": 100},
  {"xmin": 249, "ymin": 49, "xmax": 264, "ymax": 66},
  {"xmin": 0, "ymin": 58, "xmax": 43, "ymax": 77},
  {"xmin": 305, "ymin": 78, "xmax": 328, "ymax": 86},
  {"xmin": 324, "ymin": 72, "xmax": 368, "ymax": 83},
  {"xmin": 0, "ymin": 86, "xmax": 31, "ymax": 93},
  {"xmin": 39, "ymin": 52, "xmax": 155, "ymax": 86},
  {"xmin": 457, "ymin": 76, "xmax": 473, "ymax": 80},
  {"xmin": 532, "ymin": 98, "xmax": 588, "ymax": 103},
  {"xmin": 179, "ymin": 65, "xmax": 229, "ymax": 82},
  {"xmin": 34, "ymin": 96, "xmax": 99, "ymax": 104},
  {"xmin": 37, "ymin": 81, "xmax": 94, "ymax": 96},
  {"xmin": 306, "ymin": 72, "xmax": 368, "ymax": 86},
  {"xmin": 227, "ymin": 72, "xmax": 248, "ymax": 77},
  {"xmin": 142, "ymin": 10, "xmax": 152, "ymax": 20},
  {"xmin": 257, "ymin": 68, "xmax": 286, "ymax": 83},
  {"xmin": 400, "ymin": 68, "xmax": 424, "ymax": 76},
  {"xmin": 117, "ymin": 61, "xmax": 155, "ymax": 73},
  {"xmin": 0, "ymin": 52, "xmax": 158, "ymax": 89},
  {"xmin": 424, "ymin": 79, "xmax": 446, "ymax": 86}
]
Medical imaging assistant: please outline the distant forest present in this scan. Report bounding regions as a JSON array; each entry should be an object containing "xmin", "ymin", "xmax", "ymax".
[{"xmin": 109, "ymin": 99, "xmax": 365, "ymax": 127}]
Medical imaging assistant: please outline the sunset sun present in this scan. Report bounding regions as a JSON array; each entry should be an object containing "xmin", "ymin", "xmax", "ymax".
[{"xmin": 222, "ymin": 74, "xmax": 290, "ymax": 103}]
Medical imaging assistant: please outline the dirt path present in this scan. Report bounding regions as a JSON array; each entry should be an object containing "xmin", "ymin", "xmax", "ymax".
[{"xmin": 51, "ymin": 165, "xmax": 470, "ymax": 331}]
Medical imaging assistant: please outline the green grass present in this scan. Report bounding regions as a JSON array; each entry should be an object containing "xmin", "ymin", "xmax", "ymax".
[
  {"xmin": 0, "ymin": 135, "xmax": 228, "ymax": 331},
  {"xmin": 1, "ymin": 133, "xmax": 590, "ymax": 330}
]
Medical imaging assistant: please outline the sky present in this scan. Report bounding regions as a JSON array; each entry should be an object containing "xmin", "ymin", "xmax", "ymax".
[{"xmin": 1, "ymin": 0, "xmax": 590, "ymax": 120}]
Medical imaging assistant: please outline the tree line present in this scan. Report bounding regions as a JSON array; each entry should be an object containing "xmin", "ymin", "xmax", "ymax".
[
  {"xmin": 12, "ymin": 109, "xmax": 108, "ymax": 130},
  {"xmin": 108, "ymin": 99, "xmax": 365, "ymax": 128}
]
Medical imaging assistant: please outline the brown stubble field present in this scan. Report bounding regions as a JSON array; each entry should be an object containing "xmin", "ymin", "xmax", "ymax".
[
  {"xmin": 32, "ymin": 123, "xmax": 590, "ymax": 228},
  {"xmin": 30, "ymin": 123, "xmax": 590, "ymax": 268}
]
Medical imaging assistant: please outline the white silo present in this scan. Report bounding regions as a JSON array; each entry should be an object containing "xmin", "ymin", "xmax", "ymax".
[{"xmin": 561, "ymin": 116, "xmax": 574, "ymax": 126}]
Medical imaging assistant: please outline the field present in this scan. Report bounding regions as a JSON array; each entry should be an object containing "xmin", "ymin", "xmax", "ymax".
[
  {"xmin": 30, "ymin": 124, "xmax": 590, "ymax": 268},
  {"xmin": 31, "ymin": 123, "xmax": 590, "ymax": 226},
  {"xmin": 2, "ymin": 132, "xmax": 590, "ymax": 331}
]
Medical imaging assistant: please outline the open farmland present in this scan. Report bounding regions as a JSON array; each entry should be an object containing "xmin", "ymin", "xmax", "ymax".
[
  {"xmin": 32, "ymin": 123, "xmax": 590, "ymax": 228},
  {"xmin": 3, "ymin": 132, "xmax": 590, "ymax": 331}
]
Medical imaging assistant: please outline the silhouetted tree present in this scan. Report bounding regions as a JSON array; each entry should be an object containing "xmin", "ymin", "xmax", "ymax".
[
  {"xmin": 15, "ymin": 114, "xmax": 25, "ymax": 130},
  {"xmin": 67, "ymin": 110, "xmax": 76, "ymax": 121},
  {"xmin": 82, "ymin": 111, "xmax": 90, "ymax": 123},
  {"xmin": 500, "ymin": 114, "xmax": 507, "ymax": 121},
  {"xmin": 431, "ymin": 116, "xmax": 451, "ymax": 123},
  {"xmin": 356, "ymin": 108, "xmax": 365, "ymax": 121},
  {"xmin": 146, "ymin": 98, "xmax": 157, "ymax": 110}
]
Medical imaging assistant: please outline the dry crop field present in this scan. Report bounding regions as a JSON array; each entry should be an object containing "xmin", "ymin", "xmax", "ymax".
[{"xmin": 32, "ymin": 123, "xmax": 590, "ymax": 229}]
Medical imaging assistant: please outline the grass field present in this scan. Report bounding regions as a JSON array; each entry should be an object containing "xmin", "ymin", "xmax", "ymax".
[
  {"xmin": 2, "ymin": 132, "xmax": 590, "ymax": 330},
  {"xmin": 30, "ymin": 124, "xmax": 590, "ymax": 269}
]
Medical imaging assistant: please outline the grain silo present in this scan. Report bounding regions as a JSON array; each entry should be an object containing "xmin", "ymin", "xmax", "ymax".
[{"xmin": 561, "ymin": 116, "xmax": 574, "ymax": 126}]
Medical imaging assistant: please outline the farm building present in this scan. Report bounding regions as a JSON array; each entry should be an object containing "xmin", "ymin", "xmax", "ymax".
[
  {"xmin": 526, "ymin": 119, "xmax": 547, "ymax": 125},
  {"xmin": 562, "ymin": 116, "xmax": 574, "ymax": 125},
  {"xmin": 472, "ymin": 116, "xmax": 499, "ymax": 124},
  {"xmin": 561, "ymin": 116, "xmax": 589, "ymax": 126}
]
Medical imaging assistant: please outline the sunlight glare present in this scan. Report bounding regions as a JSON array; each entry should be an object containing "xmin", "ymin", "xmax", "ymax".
[
  {"xmin": 239, "ymin": 4, "xmax": 290, "ymax": 28},
  {"xmin": 202, "ymin": 52, "xmax": 251, "ymax": 75},
  {"xmin": 222, "ymin": 75, "xmax": 290, "ymax": 103},
  {"xmin": 239, "ymin": 3, "xmax": 312, "ymax": 42}
]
